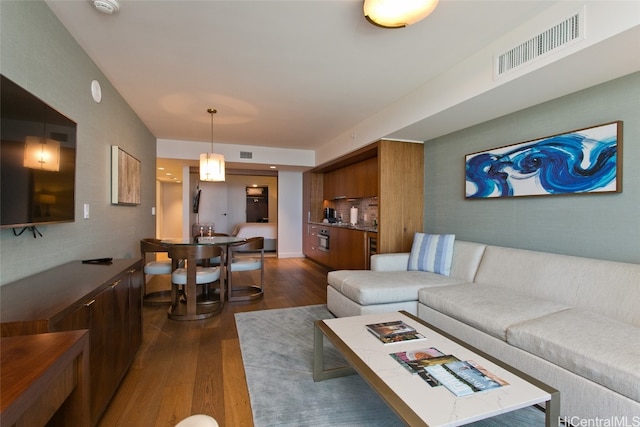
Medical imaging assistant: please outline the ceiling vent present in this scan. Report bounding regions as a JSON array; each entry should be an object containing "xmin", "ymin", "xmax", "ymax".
[
  {"xmin": 240, "ymin": 151, "xmax": 253, "ymax": 159},
  {"xmin": 495, "ymin": 9, "xmax": 584, "ymax": 78}
]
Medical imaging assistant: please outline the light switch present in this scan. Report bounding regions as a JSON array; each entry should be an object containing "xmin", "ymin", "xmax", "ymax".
[
  {"xmin": 151, "ymin": 207, "xmax": 156, "ymax": 216},
  {"xmin": 83, "ymin": 203, "xmax": 90, "ymax": 219}
]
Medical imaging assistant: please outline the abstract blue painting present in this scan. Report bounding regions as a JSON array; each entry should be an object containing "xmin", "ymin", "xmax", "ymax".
[{"xmin": 465, "ymin": 121, "xmax": 622, "ymax": 198}]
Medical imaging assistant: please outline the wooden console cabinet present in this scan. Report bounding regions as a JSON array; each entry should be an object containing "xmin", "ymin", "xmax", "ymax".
[
  {"xmin": 0, "ymin": 259, "xmax": 143, "ymax": 426},
  {"xmin": 1, "ymin": 330, "xmax": 90, "ymax": 427}
]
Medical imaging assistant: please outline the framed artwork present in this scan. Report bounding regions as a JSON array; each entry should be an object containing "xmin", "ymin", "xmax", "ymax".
[
  {"xmin": 111, "ymin": 146, "xmax": 141, "ymax": 205},
  {"xmin": 465, "ymin": 121, "xmax": 622, "ymax": 199}
]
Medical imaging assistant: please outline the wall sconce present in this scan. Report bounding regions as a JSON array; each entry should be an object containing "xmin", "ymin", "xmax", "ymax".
[
  {"xmin": 363, "ymin": 0, "xmax": 439, "ymax": 28},
  {"xmin": 200, "ymin": 108, "xmax": 225, "ymax": 182},
  {"xmin": 24, "ymin": 136, "xmax": 60, "ymax": 171}
]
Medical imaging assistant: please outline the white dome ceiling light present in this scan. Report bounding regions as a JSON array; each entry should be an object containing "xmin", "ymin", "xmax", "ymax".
[
  {"xmin": 90, "ymin": 0, "xmax": 120, "ymax": 15},
  {"xmin": 363, "ymin": 0, "xmax": 439, "ymax": 29}
]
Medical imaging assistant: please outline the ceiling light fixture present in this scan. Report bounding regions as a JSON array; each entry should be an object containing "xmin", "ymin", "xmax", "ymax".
[
  {"xmin": 90, "ymin": 0, "xmax": 120, "ymax": 15},
  {"xmin": 363, "ymin": 0, "xmax": 439, "ymax": 28},
  {"xmin": 200, "ymin": 108, "xmax": 225, "ymax": 182}
]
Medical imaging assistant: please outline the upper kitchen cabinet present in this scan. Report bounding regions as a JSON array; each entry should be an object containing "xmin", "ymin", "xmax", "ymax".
[{"xmin": 323, "ymin": 156, "xmax": 378, "ymax": 200}]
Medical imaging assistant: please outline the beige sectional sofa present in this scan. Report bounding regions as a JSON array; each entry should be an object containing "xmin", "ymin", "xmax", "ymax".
[{"xmin": 326, "ymin": 240, "xmax": 640, "ymax": 421}]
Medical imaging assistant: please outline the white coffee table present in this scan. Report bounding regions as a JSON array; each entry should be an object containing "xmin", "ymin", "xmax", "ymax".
[{"xmin": 313, "ymin": 311, "xmax": 559, "ymax": 427}]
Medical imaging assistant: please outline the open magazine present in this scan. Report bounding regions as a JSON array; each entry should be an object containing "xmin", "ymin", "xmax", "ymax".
[
  {"xmin": 390, "ymin": 347, "xmax": 509, "ymax": 396},
  {"xmin": 425, "ymin": 360, "xmax": 509, "ymax": 397}
]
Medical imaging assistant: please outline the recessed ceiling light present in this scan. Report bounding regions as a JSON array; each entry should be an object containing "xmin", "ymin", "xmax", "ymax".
[
  {"xmin": 158, "ymin": 167, "xmax": 165, "ymax": 170},
  {"xmin": 270, "ymin": 166, "xmax": 277, "ymax": 169}
]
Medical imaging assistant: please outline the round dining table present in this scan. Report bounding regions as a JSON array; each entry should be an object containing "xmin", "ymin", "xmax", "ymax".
[{"xmin": 161, "ymin": 236, "xmax": 245, "ymax": 320}]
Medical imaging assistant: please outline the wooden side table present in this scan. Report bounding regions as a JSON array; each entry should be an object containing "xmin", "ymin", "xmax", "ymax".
[{"xmin": 1, "ymin": 330, "xmax": 90, "ymax": 427}]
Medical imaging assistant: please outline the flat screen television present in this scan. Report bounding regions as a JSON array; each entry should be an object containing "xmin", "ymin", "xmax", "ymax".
[{"xmin": 1, "ymin": 75, "xmax": 77, "ymax": 229}]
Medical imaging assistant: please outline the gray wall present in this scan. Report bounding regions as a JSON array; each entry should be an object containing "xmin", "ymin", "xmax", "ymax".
[
  {"xmin": 0, "ymin": 1, "xmax": 156, "ymax": 285},
  {"xmin": 424, "ymin": 72, "xmax": 640, "ymax": 264}
]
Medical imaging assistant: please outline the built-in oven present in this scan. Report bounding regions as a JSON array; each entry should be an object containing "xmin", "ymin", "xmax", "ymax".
[{"xmin": 318, "ymin": 228, "xmax": 330, "ymax": 252}]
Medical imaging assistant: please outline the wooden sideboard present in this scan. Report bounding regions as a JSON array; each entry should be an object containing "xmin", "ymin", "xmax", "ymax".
[
  {"xmin": 1, "ymin": 330, "xmax": 90, "ymax": 427},
  {"xmin": 0, "ymin": 259, "xmax": 143, "ymax": 426}
]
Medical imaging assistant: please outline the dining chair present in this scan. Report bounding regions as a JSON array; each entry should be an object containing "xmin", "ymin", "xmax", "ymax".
[
  {"xmin": 140, "ymin": 238, "xmax": 172, "ymax": 305},
  {"xmin": 227, "ymin": 236, "xmax": 265, "ymax": 301},
  {"xmin": 206, "ymin": 233, "xmax": 229, "ymax": 266},
  {"xmin": 167, "ymin": 244, "xmax": 224, "ymax": 314}
]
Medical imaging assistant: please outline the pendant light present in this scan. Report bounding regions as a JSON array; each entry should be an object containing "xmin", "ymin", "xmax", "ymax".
[
  {"xmin": 363, "ymin": 0, "xmax": 439, "ymax": 29},
  {"xmin": 199, "ymin": 108, "xmax": 225, "ymax": 182}
]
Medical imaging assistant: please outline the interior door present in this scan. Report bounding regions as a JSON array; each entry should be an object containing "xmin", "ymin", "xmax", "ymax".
[{"xmin": 199, "ymin": 181, "xmax": 229, "ymax": 233}]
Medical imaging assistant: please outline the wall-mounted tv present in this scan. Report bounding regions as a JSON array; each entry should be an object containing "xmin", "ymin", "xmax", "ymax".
[{"xmin": 1, "ymin": 75, "xmax": 77, "ymax": 229}]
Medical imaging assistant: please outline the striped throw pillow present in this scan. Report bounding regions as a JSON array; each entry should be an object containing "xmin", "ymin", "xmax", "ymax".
[{"xmin": 407, "ymin": 233, "xmax": 455, "ymax": 276}]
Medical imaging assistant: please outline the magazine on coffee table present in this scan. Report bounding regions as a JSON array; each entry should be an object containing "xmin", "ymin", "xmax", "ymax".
[
  {"xmin": 392, "ymin": 350, "xmax": 509, "ymax": 395},
  {"xmin": 365, "ymin": 320, "xmax": 427, "ymax": 344},
  {"xmin": 390, "ymin": 347, "xmax": 445, "ymax": 373},
  {"xmin": 425, "ymin": 360, "xmax": 509, "ymax": 397}
]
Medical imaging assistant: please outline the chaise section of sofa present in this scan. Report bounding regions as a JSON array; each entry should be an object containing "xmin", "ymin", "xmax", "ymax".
[{"xmin": 326, "ymin": 240, "xmax": 487, "ymax": 317}]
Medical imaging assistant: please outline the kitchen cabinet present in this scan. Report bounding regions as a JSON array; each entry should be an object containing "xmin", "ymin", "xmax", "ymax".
[
  {"xmin": 377, "ymin": 139, "xmax": 423, "ymax": 253},
  {"xmin": 322, "ymin": 168, "xmax": 342, "ymax": 200},
  {"xmin": 0, "ymin": 259, "xmax": 143, "ymax": 426},
  {"xmin": 347, "ymin": 156, "xmax": 377, "ymax": 199},
  {"xmin": 303, "ymin": 223, "xmax": 370, "ymax": 270},
  {"xmin": 323, "ymin": 157, "xmax": 378, "ymax": 200},
  {"xmin": 305, "ymin": 223, "xmax": 329, "ymax": 266},
  {"xmin": 330, "ymin": 227, "xmax": 368, "ymax": 270},
  {"xmin": 303, "ymin": 170, "xmax": 324, "ymax": 224},
  {"xmin": 304, "ymin": 139, "xmax": 423, "ymax": 265}
]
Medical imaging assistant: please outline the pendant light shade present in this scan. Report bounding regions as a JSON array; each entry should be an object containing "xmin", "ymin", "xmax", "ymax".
[
  {"xmin": 363, "ymin": 0, "xmax": 439, "ymax": 28},
  {"xmin": 24, "ymin": 136, "xmax": 60, "ymax": 171},
  {"xmin": 199, "ymin": 108, "xmax": 225, "ymax": 182},
  {"xmin": 200, "ymin": 152, "xmax": 225, "ymax": 182}
]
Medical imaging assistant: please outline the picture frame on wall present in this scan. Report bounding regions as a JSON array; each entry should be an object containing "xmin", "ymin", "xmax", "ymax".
[
  {"xmin": 111, "ymin": 146, "xmax": 141, "ymax": 205},
  {"xmin": 465, "ymin": 121, "xmax": 622, "ymax": 199}
]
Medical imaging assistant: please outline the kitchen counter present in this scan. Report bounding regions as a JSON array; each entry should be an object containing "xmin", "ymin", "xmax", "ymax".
[{"xmin": 309, "ymin": 221, "xmax": 377, "ymax": 233}]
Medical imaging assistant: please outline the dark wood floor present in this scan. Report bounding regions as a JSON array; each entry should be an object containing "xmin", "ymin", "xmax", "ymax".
[{"xmin": 97, "ymin": 257, "xmax": 329, "ymax": 427}]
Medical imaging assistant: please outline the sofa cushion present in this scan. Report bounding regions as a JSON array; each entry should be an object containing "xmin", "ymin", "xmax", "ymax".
[
  {"xmin": 419, "ymin": 284, "xmax": 571, "ymax": 341},
  {"xmin": 327, "ymin": 270, "xmax": 464, "ymax": 305},
  {"xmin": 474, "ymin": 245, "xmax": 640, "ymax": 327},
  {"xmin": 507, "ymin": 308, "xmax": 640, "ymax": 402},
  {"xmin": 407, "ymin": 233, "xmax": 455, "ymax": 275}
]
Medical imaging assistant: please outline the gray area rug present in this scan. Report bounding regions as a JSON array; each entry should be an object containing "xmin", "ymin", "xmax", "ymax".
[{"xmin": 235, "ymin": 305, "xmax": 545, "ymax": 427}]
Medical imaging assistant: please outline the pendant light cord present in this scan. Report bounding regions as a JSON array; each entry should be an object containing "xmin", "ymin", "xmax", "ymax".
[{"xmin": 207, "ymin": 108, "xmax": 216, "ymax": 152}]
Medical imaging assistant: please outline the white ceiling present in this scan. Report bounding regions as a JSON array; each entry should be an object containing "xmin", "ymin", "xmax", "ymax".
[{"xmin": 44, "ymin": 0, "xmax": 638, "ymax": 181}]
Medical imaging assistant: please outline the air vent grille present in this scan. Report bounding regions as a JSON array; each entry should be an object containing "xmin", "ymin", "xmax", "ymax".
[
  {"xmin": 240, "ymin": 151, "xmax": 253, "ymax": 159},
  {"xmin": 496, "ymin": 11, "xmax": 583, "ymax": 77}
]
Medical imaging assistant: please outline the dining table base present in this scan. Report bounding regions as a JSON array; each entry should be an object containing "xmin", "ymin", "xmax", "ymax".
[{"xmin": 167, "ymin": 292, "xmax": 223, "ymax": 321}]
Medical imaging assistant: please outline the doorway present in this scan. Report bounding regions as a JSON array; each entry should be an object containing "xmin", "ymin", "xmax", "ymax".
[{"xmin": 246, "ymin": 186, "xmax": 268, "ymax": 222}]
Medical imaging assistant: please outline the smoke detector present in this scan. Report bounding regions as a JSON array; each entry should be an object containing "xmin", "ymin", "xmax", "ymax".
[{"xmin": 90, "ymin": 0, "xmax": 120, "ymax": 14}]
